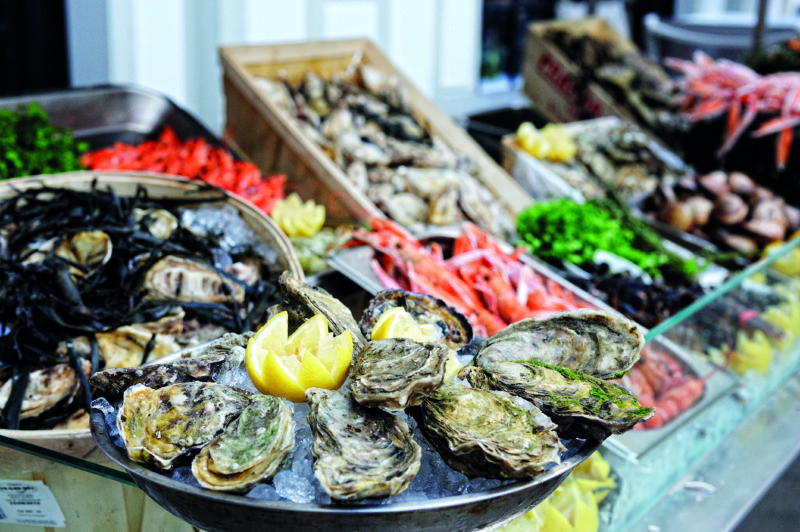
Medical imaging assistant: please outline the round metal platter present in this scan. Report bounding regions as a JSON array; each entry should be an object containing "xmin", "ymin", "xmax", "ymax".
[{"xmin": 90, "ymin": 406, "xmax": 603, "ymax": 532}]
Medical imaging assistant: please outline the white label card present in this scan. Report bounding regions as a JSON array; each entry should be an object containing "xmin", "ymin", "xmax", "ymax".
[{"xmin": 0, "ymin": 480, "xmax": 66, "ymax": 527}]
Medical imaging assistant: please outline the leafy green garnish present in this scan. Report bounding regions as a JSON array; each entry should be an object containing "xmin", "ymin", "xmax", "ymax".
[
  {"xmin": 0, "ymin": 101, "xmax": 88, "ymax": 180},
  {"xmin": 516, "ymin": 198, "xmax": 700, "ymax": 281}
]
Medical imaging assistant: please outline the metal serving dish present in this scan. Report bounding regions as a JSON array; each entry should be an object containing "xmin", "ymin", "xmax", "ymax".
[
  {"xmin": 90, "ymin": 405, "xmax": 602, "ymax": 532},
  {"xmin": 0, "ymin": 84, "xmax": 223, "ymax": 149}
]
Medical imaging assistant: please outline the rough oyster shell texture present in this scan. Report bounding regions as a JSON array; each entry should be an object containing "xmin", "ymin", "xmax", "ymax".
[
  {"xmin": 306, "ymin": 388, "xmax": 421, "ymax": 502},
  {"xmin": 117, "ymin": 382, "xmax": 251, "ymax": 469},
  {"xmin": 143, "ymin": 256, "xmax": 246, "ymax": 304},
  {"xmin": 349, "ymin": 338, "xmax": 450, "ymax": 410},
  {"xmin": 358, "ymin": 290, "xmax": 473, "ymax": 350},
  {"xmin": 464, "ymin": 360, "xmax": 654, "ymax": 436},
  {"xmin": 412, "ymin": 382, "xmax": 565, "ymax": 480},
  {"xmin": 279, "ymin": 271, "xmax": 367, "ymax": 350},
  {"xmin": 192, "ymin": 395, "xmax": 295, "ymax": 492},
  {"xmin": 476, "ymin": 309, "xmax": 644, "ymax": 379}
]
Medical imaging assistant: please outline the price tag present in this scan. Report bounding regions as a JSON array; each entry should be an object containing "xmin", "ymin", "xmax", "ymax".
[{"xmin": 0, "ymin": 480, "xmax": 66, "ymax": 527}]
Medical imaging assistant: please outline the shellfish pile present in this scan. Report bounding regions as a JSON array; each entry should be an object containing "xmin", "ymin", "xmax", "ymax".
[
  {"xmin": 94, "ymin": 273, "xmax": 653, "ymax": 503},
  {"xmin": 254, "ymin": 63, "xmax": 516, "ymax": 239},
  {"xmin": 0, "ymin": 185, "xmax": 282, "ymax": 430}
]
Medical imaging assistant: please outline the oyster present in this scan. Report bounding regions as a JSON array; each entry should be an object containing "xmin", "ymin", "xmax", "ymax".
[
  {"xmin": 117, "ymin": 382, "xmax": 250, "ymax": 469},
  {"xmin": 306, "ymin": 388, "xmax": 421, "ymax": 502},
  {"xmin": 90, "ymin": 333, "xmax": 251, "ymax": 398},
  {"xmin": 278, "ymin": 271, "xmax": 366, "ymax": 350},
  {"xmin": 359, "ymin": 290, "xmax": 473, "ymax": 350},
  {"xmin": 143, "ymin": 256, "xmax": 246, "ymax": 304},
  {"xmin": 55, "ymin": 230, "xmax": 112, "ymax": 277},
  {"xmin": 463, "ymin": 360, "xmax": 654, "ymax": 437},
  {"xmin": 192, "ymin": 395, "xmax": 294, "ymax": 492},
  {"xmin": 349, "ymin": 339, "xmax": 450, "ymax": 410},
  {"xmin": 0, "ymin": 361, "xmax": 90, "ymax": 429},
  {"xmin": 133, "ymin": 208, "xmax": 178, "ymax": 240},
  {"xmin": 412, "ymin": 382, "xmax": 564, "ymax": 479},
  {"xmin": 475, "ymin": 309, "xmax": 644, "ymax": 379}
]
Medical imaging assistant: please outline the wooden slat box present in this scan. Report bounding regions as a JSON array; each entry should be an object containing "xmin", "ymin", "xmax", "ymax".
[{"xmin": 219, "ymin": 38, "xmax": 533, "ymax": 227}]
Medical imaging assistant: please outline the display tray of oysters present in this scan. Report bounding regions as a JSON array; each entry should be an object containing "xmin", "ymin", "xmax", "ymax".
[{"xmin": 90, "ymin": 271, "xmax": 653, "ymax": 532}]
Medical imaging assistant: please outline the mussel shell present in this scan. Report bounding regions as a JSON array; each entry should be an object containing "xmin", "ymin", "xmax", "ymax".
[
  {"xmin": 359, "ymin": 290, "xmax": 473, "ymax": 350},
  {"xmin": 412, "ymin": 382, "xmax": 564, "ymax": 480},
  {"xmin": 191, "ymin": 395, "xmax": 295, "ymax": 492},
  {"xmin": 279, "ymin": 271, "xmax": 366, "ymax": 350},
  {"xmin": 475, "ymin": 309, "xmax": 644, "ymax": 379},
  {"xmin": 117, "ymin": 382, "xmax": 251, "ymax": 469},
  {"xmin": 349, "ymin": 338, "xmax": 450, "ymax": 410},
  {"xmin": 464, "ymin": 360, "xmax": 654, "ymax": 437},
  {"xmin": 306, "ymin": 388, "xmax": 421, "ymax": 502}
]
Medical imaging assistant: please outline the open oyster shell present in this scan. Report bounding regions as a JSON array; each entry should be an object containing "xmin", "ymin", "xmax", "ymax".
[
  {"xmin": 306, "ymin": 388, "xmax": 421, "ymax": 502},
  {"xmin": 412, "ymin": 381, "xmax": 564, "ymax": 480},
  {"xmin": 475, "ymin": 309, "xmax": 644, "ymax": 379},
  {"xmin": 143, "ymin": 256, "xmax": 246, "ymax": 304},
  {"xmin": 359, "ymin": 290, "xmax": 473, "ymax": 350},
  {"xmin": 464, "ymin": 360, "xmax": 654, "ymax": 437},
  {"xmin": 349, "ymin": 338, "xmax": 450, "ymax": 410},
  {"xmin": 117, "ymin": 382, "xmax": 251, "ymax": 469},
  {"xmin": 192, "ymin": 395, "xmax": 295, "ymax": 492},
  {"xmin": 279, "ymin": 271, "xmax": 367, "ymax": 350}
]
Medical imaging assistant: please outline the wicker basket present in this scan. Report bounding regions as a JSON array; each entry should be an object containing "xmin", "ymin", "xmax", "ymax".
[{"xmin": 0, "ymin": 171, "xmax": 303, "ymax": 463}]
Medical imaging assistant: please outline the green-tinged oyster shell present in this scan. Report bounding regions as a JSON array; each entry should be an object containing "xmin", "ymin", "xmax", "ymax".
[
  {"xmin": 117, "ymin": 382, "xmax": 251, "ymax": 469},
  {"xmin": 191, "ymin": 395, "xmax": 295, "ymax": 492},
  {"xmin": 349, "ymin": 338, "xmax": 450, "ymax": 410},
  {"xmin": 476, "ymin": 309, "xmax": 644, "ymax": 379},
  {"xmin": 359, "ymin": 290, "xmax": 473, "ymax": 350},
  {"xmin": 306, "ymin": 388, "xmax": 421, "ymax": 502},
  {"xmin": 464, "ymin": 360, "xmax": 654, "ymax": 436},
  {"xmin": 413, "ymin": 382, "xmax": 564, "ymax": 479},
  {"xmin": 278, "ymin": 271, "xmax": 366, "ymax": 350}
]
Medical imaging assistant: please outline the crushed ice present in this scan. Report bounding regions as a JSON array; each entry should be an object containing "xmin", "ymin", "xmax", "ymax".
[{"xmin": 98, "ymin": 386, "xmax": 584, "ymax": 506}]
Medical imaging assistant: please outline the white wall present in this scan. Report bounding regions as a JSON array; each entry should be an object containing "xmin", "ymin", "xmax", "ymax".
[{"xmin": 103, "ymin": 0, "xmax": 481, "ymax": 134}]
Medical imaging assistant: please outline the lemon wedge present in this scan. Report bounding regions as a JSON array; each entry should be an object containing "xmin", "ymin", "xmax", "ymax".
[{"xmin": 246, "ymin": 311, "xmax": 353, "ymax": 402}]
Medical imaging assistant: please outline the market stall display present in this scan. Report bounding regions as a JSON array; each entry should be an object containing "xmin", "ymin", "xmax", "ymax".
[
  {"xmin": 89, "ymin": 272, "xmax": 649, "ymax": 531},
  {"xmin": 219, "ymin": 38, "xmax": 532, "ymax": 232},
  {"xmin": 0, "ymin": 172, "xmax": 301, "ymax": 457}
]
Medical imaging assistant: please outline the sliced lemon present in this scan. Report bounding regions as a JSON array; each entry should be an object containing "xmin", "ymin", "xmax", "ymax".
[{"xmin": 246, "ymin": 311, "xmax": 353, "ymax": 402}]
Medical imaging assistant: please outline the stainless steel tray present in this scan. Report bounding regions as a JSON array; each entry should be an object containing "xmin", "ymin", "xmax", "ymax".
[{"xmin": 0, "ymin": 84, "xmax": 225, "ymax": 151}]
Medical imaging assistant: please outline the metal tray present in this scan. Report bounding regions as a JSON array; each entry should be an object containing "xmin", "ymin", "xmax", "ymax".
[
  {"xmin": 0, "ymin": 84, "xmax": 225, "ymax": 151},
  {"xmin": 90, "ymin": 404, "xmax": 602, "ymax": 532}
]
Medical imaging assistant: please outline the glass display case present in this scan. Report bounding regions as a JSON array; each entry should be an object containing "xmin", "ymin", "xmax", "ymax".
[{"xmin": 2, "ymin": 236, "xmax": 800, "ymax": 531}]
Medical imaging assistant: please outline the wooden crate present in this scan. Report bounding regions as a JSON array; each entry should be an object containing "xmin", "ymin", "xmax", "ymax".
[
  {"xmin": 219, "ymin": 38, "xmax": 533, "ymax": 226},
  {"xmin": 522, "ymin": 17, "xmax": 646, "ymax": 126}
]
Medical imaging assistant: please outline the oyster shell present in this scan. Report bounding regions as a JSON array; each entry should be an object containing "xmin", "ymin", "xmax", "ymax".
[
  {"xmin": 133, "ymin": 208, "xmax": 178, "ymax": 240},
  {"xmin": 143, "ymin": 256, "xmax": 246, "ymax": 304},
  {"xmin": 192, "ymin": 395, "xmax": 294, "ymax": 492},
  {"xmin": 278, "ymin": 271, "xmax": 366, "ymax": 350},
  {"xmin": 349, "ymin": 339, "xmax": 450, "ymax": 410},
  {"xmin": 55, "ymin": 230, "xmax": 112, "ymax": 277},
  {"xmin": 306, "ymin": 388, "xmax": 421, "ymax": 502},
  {"xmin": 412, "ymin": 382, "xmax": 564, "ymax": 479},
  {"xmin": 464, "ymin": 360, "xmax": 654, "ymax": 436},
  {"xmin": 117, "ymin": 382, "xmax": 250, "ymax": 469},
  {"xmin": 89, "ymin": 333, "xmax": 251, "ymax": 398},
  {"xmin": 475, "ymin": 309, "xmax": 644, "ymax": 379},
  {"xmin": 359, "ymin": 290, "xmax": 473, "ymax": 350}
]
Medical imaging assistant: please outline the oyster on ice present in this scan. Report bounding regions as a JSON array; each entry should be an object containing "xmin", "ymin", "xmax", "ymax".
[
  {"xmin": 463, "ymin": 360, "xmax": 654, "ymax": 436},
  {"xmin": 359, "ymin": 290, "xmax": 473, "ymax": 350},
  {"xmin": 412, "ymin": 381, "xmax": 564, "ymax": 480},
  {"xmin": 349, "ymin": 338, "xmax": 450, "ymax": 410},
  {"xmin": 475, "ymin": 309, "xmax": 644, "ymax": 379},
  {"xmin": 306, "ymin": 388, "xmax": 421, "ymax": 502},
  {"xmin": 117, "ymin": 382, "xmax": 250, "ymax": 469},
  {"xmin": 192, "ymin": 395, "xmax": 295, "ymax": 492},
  {"xmin": 278, "ymin": 271, "xmax": 367, "ymax": 350}
]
